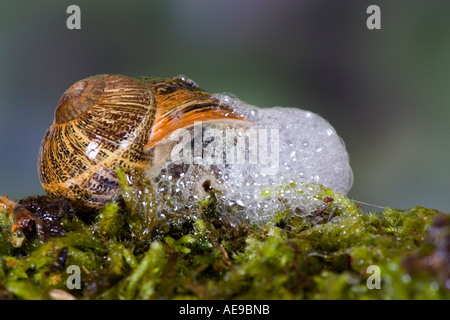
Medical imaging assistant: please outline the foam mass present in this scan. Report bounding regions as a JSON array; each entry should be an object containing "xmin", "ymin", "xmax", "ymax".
[{"xmin": 143, "ymin": 94, "xmax": 353, "ymax": 225}]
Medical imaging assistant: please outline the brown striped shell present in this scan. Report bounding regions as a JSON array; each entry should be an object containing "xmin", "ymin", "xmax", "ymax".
[
  {"xmin": 38, "ymin": 74, "xmax": 156, "ymax": 209},
  {"xmin": 38, "ymin": 74, "xmax": 248, "ymax": 211}
]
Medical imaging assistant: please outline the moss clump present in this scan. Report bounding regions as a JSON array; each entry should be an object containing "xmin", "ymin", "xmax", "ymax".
[{"xmin": 0, "ymin": 181, "xmax": 448, "ymax": 300}]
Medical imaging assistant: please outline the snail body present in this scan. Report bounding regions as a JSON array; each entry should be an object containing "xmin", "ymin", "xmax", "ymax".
[{"xmin": 38, "ymin": 74, "xmax": 246, "ymax": 210}]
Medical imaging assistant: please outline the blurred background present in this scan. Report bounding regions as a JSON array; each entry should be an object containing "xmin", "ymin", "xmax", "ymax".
[{"xmin": 0, "ymin": 0, "xmax": 448, "ymax": 212}]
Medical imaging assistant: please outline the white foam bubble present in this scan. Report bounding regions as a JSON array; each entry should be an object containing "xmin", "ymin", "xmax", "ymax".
[{"xmin": 143, "ymin": 94, "xmax": 353, "ymax": 225}]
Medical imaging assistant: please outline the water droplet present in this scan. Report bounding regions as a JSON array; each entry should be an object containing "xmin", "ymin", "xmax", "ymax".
[
  {"xmin": 429, "ymin": 281, "xmax": 439, "ymax": 291},
  {"xmin": 402, "ymin": 274, "xmax": 411, "ymax": 284}
]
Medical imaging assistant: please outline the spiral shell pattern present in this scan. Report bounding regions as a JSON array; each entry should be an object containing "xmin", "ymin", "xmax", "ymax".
[{"xmin": 38, "ymin": 74, "xmax": 156, "ymax": 209}]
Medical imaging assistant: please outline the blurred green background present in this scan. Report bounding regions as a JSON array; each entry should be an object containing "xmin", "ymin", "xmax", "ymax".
[{"xmin": 0, "ymin": 0, "xmax": 448, "ymax": 212}]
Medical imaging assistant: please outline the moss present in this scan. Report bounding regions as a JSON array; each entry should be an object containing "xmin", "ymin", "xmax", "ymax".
[
  {"xmin": 0, "ymin": 209, "xmax": 14, "ymax": 255},
  {"xmin": 0, "ymin": 180, "xmax": 448, "ymax": 300}
]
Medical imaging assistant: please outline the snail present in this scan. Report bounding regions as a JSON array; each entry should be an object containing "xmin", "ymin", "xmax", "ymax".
[{"xmin": 37, "ymin": 74, "xmax": 248, "ymax": 210}]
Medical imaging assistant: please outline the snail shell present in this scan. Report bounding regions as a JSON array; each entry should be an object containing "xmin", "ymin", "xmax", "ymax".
[{"xmin": 38, "ymin": 74, "xmax": 246, "ymax": 210}]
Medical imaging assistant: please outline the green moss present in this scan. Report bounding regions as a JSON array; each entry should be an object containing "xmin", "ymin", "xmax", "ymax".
[
  {"xmin": 0, "ymin": 181, "xmax": 448, "ymax": 300},
  {"xmin": 0, "ymin": 209, "xmax": 14, "ymax": 255}
]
